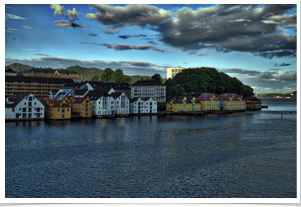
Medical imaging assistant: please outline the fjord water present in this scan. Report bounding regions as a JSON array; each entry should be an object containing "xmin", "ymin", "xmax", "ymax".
[{"xmin": 5, "ymin": 98, "xmax": 297, "ymax": 198}]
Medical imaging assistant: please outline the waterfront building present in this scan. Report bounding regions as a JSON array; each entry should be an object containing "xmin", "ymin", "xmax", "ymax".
[
  {"xmin": 166, "ymin": 96, "xmax": 201, "ymax": 112},
  {"xmin": 85, "ymin": 90, "xmax": 116, "ymax": 118},
  {"xmin": 39, "ymin": 97, "xmax": 71, "ymax": 119},
  {"xmin": 89, "ymin": 81, "xmax": 131, "ymax": 98},
  {"xmin": 167, "ymin": 66, "xmax": 188, "ymax": 79},
  {"xmin": 130, "ymin": 80, "xmax": 166, "ymax": 103},
  {"xmin": 129, "ymin": 97, "xmax": 157, "ymax": 114},
  {"xmin": 111, "ymin": 92, "xmax": 130, "ymax": 116},
  {"xmin": 5, "ymin": 76, "xmax": 75, "ymax": 97},
  {"xmin": 22, "ymin": 67, "xmax": 82, "ymax": 80},
  {"xmin": 196, "ymin": 93, "xmax": 220, "ymax": 111},
  {"xmin": 5, "ymin": 93, "xmax": 45, "ymax": 121},
  {"xmin": 218, "ymin": 93, "xmax": 245, "ymax": 111},
  {"xmin": 245, "ymin": 96, "xmax": 262, "ymax": 110},
  {"xmin": 65, "ymin": 97, "xmax": 93, "ymax": 118}
]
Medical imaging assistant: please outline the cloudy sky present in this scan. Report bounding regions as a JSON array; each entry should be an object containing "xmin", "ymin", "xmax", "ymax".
[{"xmin": 5, "ymin": 3, "xmax": 298, "ymax": 94}]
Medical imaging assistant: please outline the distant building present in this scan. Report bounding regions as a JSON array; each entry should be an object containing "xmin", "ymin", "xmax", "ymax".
[
  {"xmin": 5, "ymin": 76, "xmax": 75, "ymax": 97},
  {"xmin": 5, "ymin": 93, "xmax": 45, "ymax": 121},
  {"xmin": 22, "ymin": 67, "xmax": 82, "ymax": 80},
  {"xmin": 166, "ymin": 96, "xmax": 201, "ymax": 112},
  {"xmin": 129, "ymin": 97, "xmax": 157, "ymax": 114},
  {"xmin": 245, "ymin": 96, "xmax": 261, "ymax": 110},
  {"xmin": 89, "ymin": 81, "xmax": 131, "ymax": 98},
  {"xmin": 110, "ymin": 92, "xmax": 130, "ymax": 116},
  {"xmin": 39, "ymin": 97, "xmax": 71, "ymax": 119},
  {"xmin": 129, "ymin": 80, "xmax": 166, "ymax": 103},
  {"xmin": 167, "ymin": 66, "xmax": 188, "ymax": 79},
  {"xmin": 196, "ymin": 93, "xmax": 220, "ymax": 111},
  {"xmin": 217, "ymin": 93, "xmax": 245, "ymax": 111},
  {"xmin": 5, "ymin": 67, "xmax": 17, "ymax": 76}
]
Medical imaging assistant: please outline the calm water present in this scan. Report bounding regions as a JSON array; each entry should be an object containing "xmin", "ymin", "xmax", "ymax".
[{"xmin": 5, "ymin": 98, "xmax": 297, "ymax": 198}]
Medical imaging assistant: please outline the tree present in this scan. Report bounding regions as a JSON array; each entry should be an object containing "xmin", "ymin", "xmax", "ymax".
[
  {"xmin": 165, "ymin": 78, "xmax": 186, "ymax": 101},
  {"xmin": 242, "ymin": 85, "xmax": 254, "ymax": 98},
  {"xmin": 114, "ymin": 69, "xmax": 124, "ymax": 82},
  {"xmin": 100, "ymin": 68, "xmax": 114, "ymax": 81},
  {"xmin": 151, "ymin": 73, "xmax": 162, "ymax": 82},
  {"xmin": 122, "ymin": 75, "xmax": 131, "ymax": 84}
]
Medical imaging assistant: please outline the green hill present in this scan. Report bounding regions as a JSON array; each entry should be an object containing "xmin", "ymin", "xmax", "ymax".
[
  {"xmin": 6, "ymin": 63, "xmax": 32, "ymax": 72},
  {"xmin": 6, "ymin": 63, "xmax": 154, "ymax": 84}
]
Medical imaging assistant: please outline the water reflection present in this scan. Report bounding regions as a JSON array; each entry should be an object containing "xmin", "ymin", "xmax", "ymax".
[{"xmin": 5, "ymin": 101, "xmax": 297, "ymax": 198}]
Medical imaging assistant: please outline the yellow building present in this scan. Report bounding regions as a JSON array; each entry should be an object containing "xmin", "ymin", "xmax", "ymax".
[
  {"xmin": 38, "ymin": 97, "xmax": 71, "ymax": 119},
  {"xmin": 218, "ymin": 93, "xmax": 245, "ymax": 111},
  {"xmin": 196, "ymin": 93, "xmax": 220, "ymax": 111},
  {"xmin": 66, "ymin": 97, "xmax": 92, "ymax": 118},
  {"xmin": 166, "ymin": 96, "xmax": 201, "ymax": 112}
]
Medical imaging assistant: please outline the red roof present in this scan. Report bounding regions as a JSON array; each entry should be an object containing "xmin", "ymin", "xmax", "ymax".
[
  {"xmin": 197, "ymin": 93, "xmax": 219, "ymax": 101},
  {"xmin": 167, "ymin": 96, "xmax": 199, "ymax": 104},
  {"xmin": 73, "ymin": 97, "xmax": 89, "ymax": 103}
]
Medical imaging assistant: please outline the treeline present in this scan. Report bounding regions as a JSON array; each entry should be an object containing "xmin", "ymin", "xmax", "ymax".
[
  {"xmin": 165, "ymin": 67, "xmax": 254, "ymax": 101},
  {"xmin": 90, "ymin": 68, "xmax": 132, "ymax": 84}
]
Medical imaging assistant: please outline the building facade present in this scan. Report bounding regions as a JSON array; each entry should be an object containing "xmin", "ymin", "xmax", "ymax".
[
  {"xmin": 167, "ymin": 66, "xmax": 188, "ymax": 79},
  {"xmin": 22, "ymin": 67, "xmax": 82, "ymax": 80},
  {"xmin": 5, "ymin": 76, "xmax": 75, "ymax": 97},
  {"xmin": 245, "ymin": 97, "xmax": 262, "ymax": 110},
  {"xmin": 166, "ymin": 96, "xmax": 201, "ymax": 112},
  {"xmin": 5, "ymin": 93, "xmax": 45, "ymax": 121},
  {"xmin": 129, "ymin": 97, "xmax": 157, "ymax": 114},
  {"xmin": 218, "ymin": 93, "xmax": 245, "ymax": 111},
  {"xmin": 111, "ymin": 92, "xmax": 130, "ymax": 116},
  {"xmin": 40, "ymin": 97, "xmax": 72, "ymax": 120},
  {"xmin": 89, "ymin": 81, "xmax": 131, "ymax": 98},
  {"xmin": 130, "ymin": 80, "xmax": 166, "ymax": 103},
  {"xmin": 85, "ymin": 90, "xmax": 116, "ymax": 118},
  {"xmin": 197, "ymin": 93, "xmax": 220, "ymax": 111}
]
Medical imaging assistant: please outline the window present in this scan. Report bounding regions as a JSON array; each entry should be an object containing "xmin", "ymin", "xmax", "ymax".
[
  {"xmin": 24, "ymin": 102, "xmax": 26, "ymax": 105},
  {"xmin": 67, "ymin": 109, "xmax": 69, "ymax": 111},
  {"xmin": 28, "ymin": 108, "xmax": 32, "ymax": 112},
  {"xmin": 29, "ymin": 102, "xmax": 32, "ymax": 106},
  {"xmin": 62, "ymin": 109, "xmax": 65, "ymax": 113},
  {"xmin": 23, "ymin": 108, "xmax": 26, "ymax": 112},
  {"xmin": 12, "ymin": 108, "xmax": 14, "ymax": 112},
  {"xmin": 58, "ymin": 109, "xmax": 60, "ymax": 112}
]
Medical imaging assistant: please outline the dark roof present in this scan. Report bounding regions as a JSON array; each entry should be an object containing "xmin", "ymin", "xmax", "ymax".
[
  {"xmin": 5, "ymin": 93, "xmax": 31, "ymax": 108},
  {"xmin": 86, "ymin": 90, "xmax": 109, "ymax": 100},
  {"xmin": 129, "ymin": 97, "xmax": 139, "ymax": 102},
  {"xmin": 73, "ymin": 89, "xmax": 88, "ymax": 96},
  {"xmin": 197, "ymin": 93, "xmax": 219, "ymax": 101},
  {"xmin": 245, "ymin": 96, "xmax": 260, "ymax": 101},
  {"xmin": 5, "ymin": 68, "xmax": 16, "ymax": 73},
  {"xmin": 91, "ymin": 81, "xmax": 130, "ymax": 89},
  {"xmin": 73, "ymin": 97, "xmax": 90, "ymax": 103},
  {"xmin": 5, "ymin": 76, "xmax": 75, "ymax": 84},
  {"xmin": 61, "ymin": 82, "xmax": 86, "ymax": 89},
  {"xmin": 131, "ymin": 80, "xmax": 165, "ymax": 86},
  {"xmin": 93, "ymin": 88, "xmax": 111, "ymax": 93},
  {"xmin": 23, "ymin": 67, "xmax": 79, "ymax": 75},
  {"xmin": 110, "ymin": 92, "xmax": 123, "ymax": 99}
]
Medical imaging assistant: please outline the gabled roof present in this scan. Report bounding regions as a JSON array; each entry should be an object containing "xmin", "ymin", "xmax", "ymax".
[
  {"xmin": 129, "ymin": 97, "xmax": 140, "ymax": 102},
  {"xmin": 47, "ymin": 98, "xmax": 70, "ymax": 107},
  {"xmin": 73, "ymin": 97, "xmax": 90, "ymax": 103},
  {"xmin": 110, "ymin": 92, "xmax": 124, "ymax": 99},
  {"xmin": 5, "ymin": 93, "xmax": 33, "ymax": 108},
  {"xmin": 167, "ymin": 96, "xmax": 199, "ymax": 104},
  {"xmin": 93, "ymin": 88, "xmax": 111, "ymax": 92},
  {"xmin": 73, "ymin": 89, "xmax": 88, "ymax": 96},
  {"xmin": 85, "ymin": 90, "xmax": 109, "ymax": 100},
  {"xmin": 197, "ymin": 93, "xmax": 219, "ymax": 101}
]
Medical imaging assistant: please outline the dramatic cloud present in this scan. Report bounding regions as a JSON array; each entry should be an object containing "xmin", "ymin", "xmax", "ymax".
[
  {"xmin": 217, "ymin": 67, "xmax": 296, "ymax": 93},
  {"xmin": 5, "ymin": 25, "xmax": 18, "ymax": 33},
  {"xmin": 5, "ymin": 56, "xmax": 168, "ymax": 77},
  {"xmin": 51, "ymin": 4, "xmax": 85, "ymax": 28},
  {"xmin": 81, "ymin": 42, "xmax": 164, "ymax": 52},
  {"xmin": 84, "ymin": 4, "xmax": 296, "ymax": 59},
  {"xmin": 85, "ymin": 4, "xmax": 172, "ymax": 26},
  {"xmin": 155, "ymin": 4, "xmax": 297, "ymax": 59}
]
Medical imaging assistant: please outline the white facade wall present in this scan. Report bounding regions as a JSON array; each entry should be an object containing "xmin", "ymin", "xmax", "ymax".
[
  {"xmin": 129, "ymin": 98, "xmax": 157, "ymax": 114},
  {"xmin": 114, "ymin": 93, "xmax": 129, "ymax": 115},
  {"xmin": 130, "ymin": 85, "xmax": 166, "ymax": 103},
  {"xmin": 5, "ymin": 94, "xmax": 45, "ymax": 120}
]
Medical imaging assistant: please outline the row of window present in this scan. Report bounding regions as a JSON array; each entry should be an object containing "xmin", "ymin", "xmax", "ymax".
[{"xmin": 14, "ymin": 107, "xmax": 43, "ymax": 112}]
